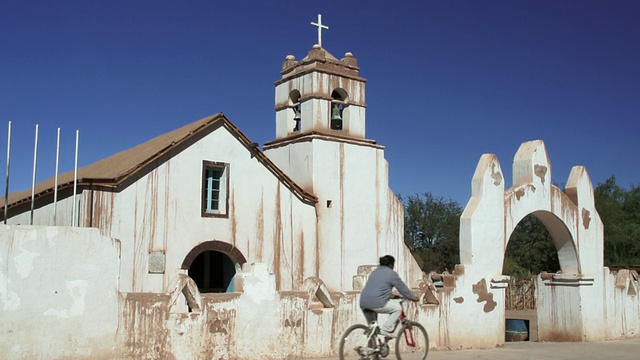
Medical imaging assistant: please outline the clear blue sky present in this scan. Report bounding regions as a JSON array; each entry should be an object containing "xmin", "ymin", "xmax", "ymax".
[{"xmin": 1, "ymin": 1, "xmax": 639, "ymax": 205}]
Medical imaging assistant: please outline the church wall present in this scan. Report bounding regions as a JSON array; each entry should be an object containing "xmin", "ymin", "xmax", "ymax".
[
  {"xmin": 372, "ymin": 152, "xmax": 424, "ymax": 286},
  {"xmin": 312, "ymin": 140, "xmax": 345, "ymax": 291},
  {"xmin": 4, "ymin": 190, "xmax": 79, "ymax": 227},
  {"xmin": 5, "ymin": 126, "xmax": 319, "ymax": 294},
  {"xmin": 264, "ymin": 135, "xmax": 423, "ymax": 292},
  {"xmin": 91, "ymin": 126, "xmax": 319, "ymax": 293},
  {"xmin": 0, "ymin": 225, "xmax": 121, "ymax": 359},
  {"xmin": 344, "ymin": 105, "xmax": 366, "ymax": 138},
  {"xmin": 309, "ymin": 139, "xmax": 422, "ymax": 292},
  {"xmin": 263, "ymin": 141, "xmax": 315, "ymax": 193},
  {"xmin": 340, "ymin": 143, "xmax": 381, "ymax": 285}
]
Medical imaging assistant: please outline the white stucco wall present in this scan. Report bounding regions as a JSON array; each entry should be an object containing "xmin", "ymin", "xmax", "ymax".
[
  {"xmin": 96, "ymin": 126, "xmax": 319, "ymax": 293},
  {"xmin": 265, "ymin": 137, "xmax": 423, "ymax": 292},
  {"xmin": 6, "ymin": 125, "xmax": 319, "ymax": 294},
  {"xmin": 0, "ymin": 225, "xmax": 121, "ymax": 359}
]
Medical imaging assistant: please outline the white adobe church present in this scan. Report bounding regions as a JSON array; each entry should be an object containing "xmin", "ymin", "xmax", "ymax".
[
  {"xmin": 0, "ymin": 42, "xmax": 422, "ymax": 296},
  {"xmin": 1, "ymin": 17, "xmax": 638, "ymax": 360}
]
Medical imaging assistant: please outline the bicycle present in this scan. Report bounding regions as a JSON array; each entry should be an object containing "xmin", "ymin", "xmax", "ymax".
[{"xmin": 338, "ymin": 298, "xmax": 429, "ymax": 360}]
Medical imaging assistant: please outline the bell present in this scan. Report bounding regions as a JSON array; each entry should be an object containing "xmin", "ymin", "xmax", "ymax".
[
  {"xmin": 331, "ymin": 105, "xmax": 342, "ymax": 121},
  {"xmin": 293, "ymin": 108, "xmax": 301, "ymax": 122},
  {"xmin": 331, "ymin": 104, "xmax": 343, "ymax": 130},
  {"xmin": 292, "ymin": 106, "xmax": 302, "ymax": 131}
]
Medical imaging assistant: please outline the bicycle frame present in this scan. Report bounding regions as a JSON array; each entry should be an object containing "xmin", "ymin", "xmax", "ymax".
[{"xmin": 365, "ymin": 321, "xmax": 380, "ymax": 345}]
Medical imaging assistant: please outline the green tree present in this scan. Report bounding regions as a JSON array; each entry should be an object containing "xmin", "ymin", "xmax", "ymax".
[
  {"xmin": 399, "ymin": 192, "xmax": 462, "ymax": 272},
  {"xmin": 504, "ymin": 215, "xmax": 559, "ymax": 280},
  {"xmin": 595, "ymin": 176, "xmax": 640, "ymax": 267}
]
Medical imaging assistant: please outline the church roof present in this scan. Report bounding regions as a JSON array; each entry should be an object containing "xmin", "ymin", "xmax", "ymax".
[
  {"xmin": 300, "ymin": 46, "xmax": 339, "ymax": 62},
  {"xmin": 0, "ymin": 113, "xmax": 318, "ymax": 213}
]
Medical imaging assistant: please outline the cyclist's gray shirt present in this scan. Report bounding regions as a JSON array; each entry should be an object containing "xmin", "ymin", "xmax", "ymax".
[{"xmin": 359, "ymin": 266, "xmax": 417, "ymax": 309}]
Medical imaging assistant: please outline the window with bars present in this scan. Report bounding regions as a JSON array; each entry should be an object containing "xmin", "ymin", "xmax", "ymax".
[{"xmin": 202, "ymin": 161, "xmax": 229, "ymax": 217}]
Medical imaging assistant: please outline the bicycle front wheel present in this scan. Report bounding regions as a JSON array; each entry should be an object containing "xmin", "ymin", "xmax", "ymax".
[
  {"xmin": 395, "ymin": 321, "xmax": 429, "ymax": 360},
  {"xmin": 339, "ymin": 324, "xmax": 379, "ymax": 360}
]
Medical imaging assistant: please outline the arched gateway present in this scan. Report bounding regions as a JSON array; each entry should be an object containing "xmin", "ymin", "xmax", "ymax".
[{"xmin": 459, "ymin": 140, "xmax": 604, "ymax": 341}]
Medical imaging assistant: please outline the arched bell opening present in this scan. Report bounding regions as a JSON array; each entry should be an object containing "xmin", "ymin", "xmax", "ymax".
[
  {"xmin": 330, "ymin": 88, "xmax": 348, "ymax": 130},
  {"xmin": 289, "ymin": 90, "xmax": 302, "ymax": 132}
]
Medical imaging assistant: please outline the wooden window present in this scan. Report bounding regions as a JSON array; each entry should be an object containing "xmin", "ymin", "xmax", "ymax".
[{"xmin": 202, "ymin": 161, "xmax": 229, "ymax": 217}]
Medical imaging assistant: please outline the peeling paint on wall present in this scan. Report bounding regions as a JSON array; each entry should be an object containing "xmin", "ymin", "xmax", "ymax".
[
  {"xmin": 514, "ymin": 184, "xmax": 538, "ymax": 201},
  {"xmin": 534, "ymin": 164, "xmax": 547, "ymax": 184},
  {"xmin": 209, "ymin": 318, "xmax": 230, "ymax": 334},
  {"xmin": 582, "ymin": 208, "xmax": 591, "ymax": 229},
  {"xmin": 0, "ymin": 269, "xmax": 20, "ymax": 310},
  {"xmin": 472, "ymin": 278, "xmax": 497, "ymax": 313},
  {"xmin": 122, "ymin": 293, "xmax": 171, "ymax": 359},
  {"xmin": 14, "ymin": 248, "xmax": 39, "ymax": 278},
  {"xmin": 490, "ymin": 162, "xmax": 502, "ymax": 186}
]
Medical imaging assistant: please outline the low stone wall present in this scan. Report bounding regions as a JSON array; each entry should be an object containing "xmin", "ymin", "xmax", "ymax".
[
  {"xmin": 2, "ymin": 226, "xmax": 639, "ymax": 359},
  {"xmin": 119, "ymin": 264, "xmax": 364, "ymax": 359}
]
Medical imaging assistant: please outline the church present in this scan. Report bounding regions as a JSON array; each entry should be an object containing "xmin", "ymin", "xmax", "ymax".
[
  {"xmin": 1, "ymin": 16, "xmax": 638, "ymax": 360},
  {"xmin": 0, "ymin": 39, "xmax": 423, "ymax": 296}
]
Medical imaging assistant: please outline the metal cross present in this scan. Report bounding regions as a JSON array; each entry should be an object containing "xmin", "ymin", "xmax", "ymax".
[{"xmin": 310, "ymin": 14, "xmax": 329, "ymax": 47}]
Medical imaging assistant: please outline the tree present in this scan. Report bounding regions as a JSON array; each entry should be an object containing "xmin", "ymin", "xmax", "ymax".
[
  {"xmin": 399, "ymin": 192, "xmax": 462, "ymax": 272},
  {"xmin": 595, "ymin": 176, "xmax": 640, "ymax": 267},
  {"xmin": 504, "ymin": 215, "xmax": 559, "ymax": 280}
]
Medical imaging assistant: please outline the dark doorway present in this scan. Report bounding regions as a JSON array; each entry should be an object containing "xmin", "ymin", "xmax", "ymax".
[{"xmin": 188, "ymin": 250, "xmax": 236, "ymax": 293}]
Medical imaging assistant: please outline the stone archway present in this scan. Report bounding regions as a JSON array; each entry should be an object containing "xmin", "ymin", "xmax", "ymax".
[
  {"xmin": 181, "ymin": 241, "xmax": 247, "ymax": 293},
  {"xmin": 460, "ymin": 140, "xmax": 604, "ymax": 342},
  {"xmin": 505, "ymin": 210, "xmax": 580, "ymax": 275}
]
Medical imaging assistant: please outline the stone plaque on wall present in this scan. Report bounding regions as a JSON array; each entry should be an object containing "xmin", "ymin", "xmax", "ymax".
[{"xmin": 148, "ymin": 251, "xmax": 166, "ymax": 274}]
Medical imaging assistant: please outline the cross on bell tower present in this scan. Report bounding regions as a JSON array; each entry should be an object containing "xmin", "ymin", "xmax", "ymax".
[{"xmin": 310, "ymin": 14, "xmax": 329, "ymax": 47}]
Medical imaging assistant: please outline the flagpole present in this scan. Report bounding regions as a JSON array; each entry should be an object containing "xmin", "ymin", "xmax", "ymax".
[
  {"xmin": 4, "ymin": 121, "xmax": 11, "ymax": 224},
  {"xmin": 30, "ymin": 124, "xmax": 39, "ymax": 225}
]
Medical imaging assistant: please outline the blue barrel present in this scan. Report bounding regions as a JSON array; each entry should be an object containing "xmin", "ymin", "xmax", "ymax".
[{"xmin": 505, "ymin": 319, "xmax": 529, "ymax": 341}]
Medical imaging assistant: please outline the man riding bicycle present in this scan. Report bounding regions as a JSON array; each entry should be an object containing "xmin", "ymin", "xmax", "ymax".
[{"xmin": 359, "ymin": 255, "xmax": 420, "ymax": 339}]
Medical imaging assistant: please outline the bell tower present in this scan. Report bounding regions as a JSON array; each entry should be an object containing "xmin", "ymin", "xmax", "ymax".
[
  {"xmin": 262, "ymin": 16, "xmax": 419, "ymax": 292},
  {"xmin": 271, "ymin": 14, "xmax": 366, "ymax": 140},
  {"xmin": 273, "ymin": 44, "xmax": 367, "ymax": 140},
  {"xmin": 264, "ymin": 43, "xmax": 373, "ymax": 193}
]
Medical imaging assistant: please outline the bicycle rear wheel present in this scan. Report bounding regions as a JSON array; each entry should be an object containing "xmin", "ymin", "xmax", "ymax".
[
  {"xmin": 395, "ymin": 321, "xmax": 429, "ymax": 360},
  {"xmin": 339, "ymin": 324, "xmax": 379, "ymax": 360}
]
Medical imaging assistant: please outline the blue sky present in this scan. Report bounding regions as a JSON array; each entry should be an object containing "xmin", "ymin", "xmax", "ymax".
[{"xmin": 1, "ymin": 1, "xmax": 639, "ymax": 205}]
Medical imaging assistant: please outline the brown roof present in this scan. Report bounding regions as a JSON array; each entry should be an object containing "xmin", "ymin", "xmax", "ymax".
[{"xmin": 0, "ymin": 113, "xmax": 317, "ymax": 211}]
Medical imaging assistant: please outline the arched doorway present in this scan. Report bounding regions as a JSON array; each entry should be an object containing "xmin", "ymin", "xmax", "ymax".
[
  {"xmin": 181, "ymin": 241, "xmax": 247, "ymax": 293},
  {"xmin": 503, "ymin": 213, "xmax": 561, "ymax": 342}
]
